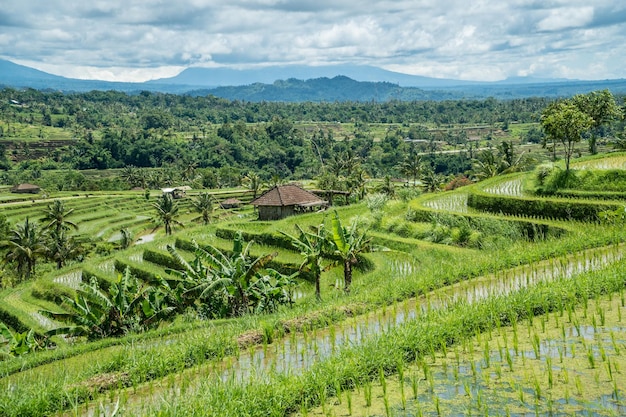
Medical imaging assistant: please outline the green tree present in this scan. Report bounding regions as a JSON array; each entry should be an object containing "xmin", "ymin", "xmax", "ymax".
[
  {"xmin": 572, "ymin": 90, "xmax": 620, "ymax": 154},
  {"xmin": 399, "ymin": 145, "xmax": 422, "ymax": 186},
  {"xmin": 328, "ymin": 211, "xmax": 372, "ymax": 293},
  {"xmin": 242, "ymin": 172, "xmax": 263, "ymax": 199},
  {"xmin": 3, "ymin": 218, "xmax": 46, "ymax": 279},
  {"xmin": 191, "ymin": 192, "xmax": 214, "ymax": 225},
  {"xmin": 541, "ymin": 101, "xmax": 594, "ymax": 171},
  {"xmin": 0, "ymin": 323, "xmax": 42, "ymax": 358},
  {"xmin": 41, "ymin": 200, "xmax": 78, "ymax": 235},
  {"xmin": 166, "ymin": 233, "xmax": 287, "ymax": 316},
  {"xmin": 45, "ymin": 230, "xmax": 83, "ymax": 269},
  {"xmin": 152, "ymin": 193, "xmax": 182, "ymax": 235}
]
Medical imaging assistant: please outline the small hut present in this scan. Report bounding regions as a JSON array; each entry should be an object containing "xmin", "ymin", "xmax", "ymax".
[
  {"xmin": 11, "ymin": 183, "xmax": 41, "ymax": 194},
  {"xmin": 220, "ymin": 198, "xmax": 243, "ymax": 209},
  {"xmin": 250, "ymin": 184, "xmax": 327, "ymax": 220}
]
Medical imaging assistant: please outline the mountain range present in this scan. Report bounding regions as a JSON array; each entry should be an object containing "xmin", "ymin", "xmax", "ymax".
[{"xmin": 1, "ymin": 58, "xmax": 626, "ymax": 101}]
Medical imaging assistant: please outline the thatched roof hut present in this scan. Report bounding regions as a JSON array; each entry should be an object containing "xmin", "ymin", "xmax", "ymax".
[
  {"xmin": 220, "ymin": 198, "xmax": 243, "ymax": 209},
  {"xmin": 250, "ymin": 184, "xmax": 327, "ymax": 220},
  {"xmin": 11, "ymin": 183, "xmax": 41, "ymax": 194}
]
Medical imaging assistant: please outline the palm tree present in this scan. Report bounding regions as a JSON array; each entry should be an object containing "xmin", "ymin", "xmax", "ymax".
[
  {"xmin": 3, "ymin": 218, "xmax": 46, "ymax": 279},
  {"xmin": 328, "ymin": 211, "xmax": 372, "ymax": 293},
  {"xmin": 45, "ymin": 230, "xmax": 83, "ymax": 269},
  {"xmin": 152, "ymin": 193, "xmax": 182, "ymax": 235},
  {"xmin": 41, "ymin": 200, "xmax": 78, "ymax": 235},
  {"xmin": 282, "ymin": 223, "xmax": 328, "ymax": 301},
  {"xmin": 399, "ymin": 153, "xmax": 423, "ymax": 187},
  {"xmin": 242, "ymin": 173, "xmax": 262, "ymax": 199},
  {"xmin": 421, "ymin": 167, "xmax": 445, "ymax": 192},
  {"xmin": 191, "ymin": 192, "xmax": 214, "ymax": 225}
]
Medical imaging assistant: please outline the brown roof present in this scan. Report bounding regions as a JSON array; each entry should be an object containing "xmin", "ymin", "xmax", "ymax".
[
  {"xmin": 221, "ymin": 198, "xmax": 243, "ymax": 205},
  {"xmin": 11, "ymin": 183, "xmax": 40, "ymax": 191},
  {"xmin": 250, "ymin": 185, "xmax": 327, "ymax": 207}
]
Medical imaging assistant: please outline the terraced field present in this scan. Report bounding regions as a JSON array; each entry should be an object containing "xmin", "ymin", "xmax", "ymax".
[{"xmin": 2, "ymin": 156, "xmax": 626, "ymax": 416}]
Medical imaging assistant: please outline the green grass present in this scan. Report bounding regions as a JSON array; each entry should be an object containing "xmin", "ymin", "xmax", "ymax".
[{"xmin": 2, "ymin": 153, "xmax": 626, "ymax": 416}]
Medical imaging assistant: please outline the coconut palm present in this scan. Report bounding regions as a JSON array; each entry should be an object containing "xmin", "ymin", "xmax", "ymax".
[
  {"xmin": 152, "ymin": 193, "xmax": 182, "ymax": 235},
  {"xmin": 328, "ymin": 211, "xmax": 372, "ymax": 293},
  {"xmin": 191, "ymin": 192, "xmax": 214, "ymax": 225},
  {"xmin": 399, "ymin": 152, "xmax": 423, "ymax": 187},
  {"xmin": 41, "ymin": 199, "xmax": 78, "ymax": 235},
  {"xmin": 242, "ymin": 172, "xmax": 263, "ymax": 199},
  {"xmin": 45, "ymin": 230, "xmax": 83, "ymax": 269},
  {"xmin": 3, "ymin": 218, "xmax": 46, "ymax": 279}
]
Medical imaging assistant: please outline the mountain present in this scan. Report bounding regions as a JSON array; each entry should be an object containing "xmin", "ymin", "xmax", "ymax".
[
  {"xmin": 2, "ymin": 58, "xmax": 626, "ymax": 101},
  {"xmin": 148, "ymin": 64, "xmax": 481, "ymax": 88},
  {"xmin": 186, "ymin": 76, "xmax": 466, "ymax": 101}
]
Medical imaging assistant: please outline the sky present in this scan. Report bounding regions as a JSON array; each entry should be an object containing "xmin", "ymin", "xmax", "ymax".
[{"xmin": 1, "ymin": 1, "xmax": 626, "ymax": 83}]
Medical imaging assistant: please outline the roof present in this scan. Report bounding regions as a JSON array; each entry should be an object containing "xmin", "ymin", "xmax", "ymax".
[
  {"xmin": 12, "ymin": 183, "xmax": 40, "ymax": 191},
  {"xmin": 221, "ymin": 198, "xmax": 243, "ymax": 205},
  {"xmin": 250, "ymin": 184, "xmax": 327, "ymax": 207}
]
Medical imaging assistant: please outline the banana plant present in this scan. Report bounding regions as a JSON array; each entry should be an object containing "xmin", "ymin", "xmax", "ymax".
[
  {"xmin": 282, "ymin": 223, "xmax": 329, "ymax": 301},
  {"xmin": 0, "ymin": 323, "xmax": 42, "ymax": 358},
  {"xmin": 328, "ymin": 211, "xmax": 372, "ymax": 293},
  {"xmin": 41, "ymin": 267, "xmax": 174, "ymax": 339}
]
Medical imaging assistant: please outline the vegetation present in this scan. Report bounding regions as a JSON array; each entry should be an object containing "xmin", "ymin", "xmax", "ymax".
[{"xmin": 1, "ymin": 87, "xmax": 626, "ymax": 416}]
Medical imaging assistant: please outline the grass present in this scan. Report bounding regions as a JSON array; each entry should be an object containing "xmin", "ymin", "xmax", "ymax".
[{"xmin": 2, "ymin": 154, "xmax": 626, "ymax": 416}]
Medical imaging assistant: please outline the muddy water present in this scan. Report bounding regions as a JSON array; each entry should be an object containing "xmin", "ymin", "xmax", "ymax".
[{"xmin": 85, "ymin": 245, "xmax": 625, "ymax": 415}]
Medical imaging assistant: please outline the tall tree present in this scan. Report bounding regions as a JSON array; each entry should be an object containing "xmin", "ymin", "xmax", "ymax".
[
  {"xmin": 572, "ymin": 90, "xmax": 620, "ymax": 154},
  {"xmin": 191, "ymin": 192, "xmax": 214, "ymax": 225},
  {"xmin": 242, "ymin": 172, "xmax": 262, "ymax": 199},
  {"xmin": 541, "ymin": 100, "xmax": 594, "ymax": 171},
  {"xmin": 152, "ymin": 193, "xmax": 182, "ymax": 235},
  {"xmin": 3, "ymin": 218, "xmax": 46, "ymax": 279},
  {"xmin": 41, "ymin": 200, "xmax": 78, "ymax": 235},
  {"xmin": 45, "ymin": 231, "xmax": 83, "ymax": 269}
]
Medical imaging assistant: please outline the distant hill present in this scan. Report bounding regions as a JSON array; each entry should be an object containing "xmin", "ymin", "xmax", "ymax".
[
  {"xmin": 1, "ymin": 58, "xmax": 626, "ymax": 101},
  {"xmin": 186, "ymin": 76, "xmax": 465, "ymax": 101},
  {"xmin": 148, "ymin": 64, "xmax": 481, "ymax": 88}
]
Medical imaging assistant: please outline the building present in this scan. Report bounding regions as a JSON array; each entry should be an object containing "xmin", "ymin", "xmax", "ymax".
[
  {"xmin": 220, "ymin": 198, "xmax": 243, "ymax": 209},
  {"xmin": 250, "ymin": 184, "xmax": 328, "ymax": 220},
  {"xmin": 11, "ymin": 183, "xmax": 41, "ymax": 194}
]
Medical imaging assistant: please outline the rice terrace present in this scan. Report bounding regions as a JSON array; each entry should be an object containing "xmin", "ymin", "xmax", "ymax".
[{"xmin": 1, "ymin": 88, "xmax": 626, "ymax": 417}]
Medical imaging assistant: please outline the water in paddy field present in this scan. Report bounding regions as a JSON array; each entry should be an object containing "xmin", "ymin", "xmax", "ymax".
[
  {"xmin": 90, "ymin": 245, "xmax": 626, "ymax": 416},
  {"xmin": 135, "ymin": 233, "xmax": 156, "ymax": 244}
]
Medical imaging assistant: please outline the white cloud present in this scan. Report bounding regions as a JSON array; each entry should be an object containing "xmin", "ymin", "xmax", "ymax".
[
  {"xmin": 0, "ymin": 1, "xmax": 625, "ymax": 81},
  {"xmin": 536, "ymin": 6, "xmax": 594, "ymax": 31}
]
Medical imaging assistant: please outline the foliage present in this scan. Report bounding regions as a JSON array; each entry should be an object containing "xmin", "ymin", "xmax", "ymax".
[
  {"xmin": 152, "ymin": 193, "xmax": 182, "ymax": 235},
  {"xmin": 40, "ymin": 267, "xmax": 175, "ymax": 340},
  {"xmin": 282, "ymin": 223, "xmax": 329, "ymax": 301},
  {"xmin": 41, "ymin": 200, "xmax": 78, "ymax": 235},
  {"xmin": 328, "ymin": 211, "xmax": 372, "ymax": 292},
  {"xmin": 2, "ymin": 218, "xmax": 46, "ymax": 280},
  {"xmin": 166, "ymin": 233, "xmax": 296, "ymax": 317},
  {"xmin": 444, "ymin": 175, "xmax": 473, "ymax": 191},
  {"xmin": 0, "ymin": 323, "xmax": 42, "ymax": 359},
  {"xmin": 541, "ymin": 100, "xmax": 594, "ymax": 171},
  {"xmin": 191, "ymin": 192, "xmax": 215, "ymax": 225}
]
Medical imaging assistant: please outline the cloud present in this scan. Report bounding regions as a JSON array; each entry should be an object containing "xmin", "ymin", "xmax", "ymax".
[{"xmin": 0, "ymin": 0, "xmax": 625, "ymax": 81}]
